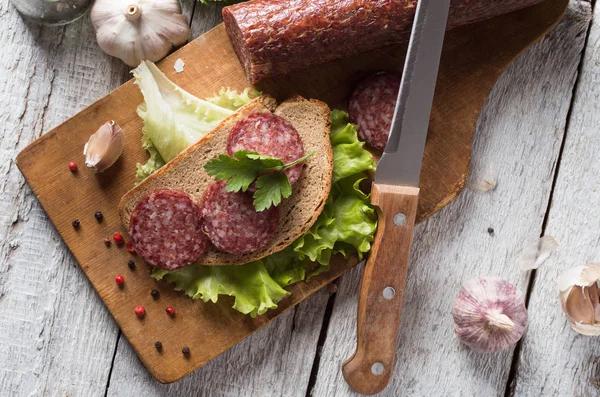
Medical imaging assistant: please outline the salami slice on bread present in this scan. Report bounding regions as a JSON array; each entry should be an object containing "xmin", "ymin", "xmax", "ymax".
[{"xmin": 119, "ymin": 95, "xmax": 333, "ymax": 266}]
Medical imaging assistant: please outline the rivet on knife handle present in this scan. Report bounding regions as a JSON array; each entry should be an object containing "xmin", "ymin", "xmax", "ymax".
[{"xmin": 342, "ymin": 184, "xmax": 419, "ymax": 395}]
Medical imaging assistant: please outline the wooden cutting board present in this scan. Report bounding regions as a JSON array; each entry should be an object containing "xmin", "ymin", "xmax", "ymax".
[{"xmin": 15, "ymin": 0, "xmax": 568, "ymax": 384}]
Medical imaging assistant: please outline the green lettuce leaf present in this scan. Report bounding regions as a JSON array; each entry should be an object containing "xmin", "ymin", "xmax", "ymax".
[
  {"xmin": 151, "ymin": 110, "xmax": 377, "ymax": 317},
  {"xmin": 136, "ymin": 135, "xmax": 166, "ymax": 182},
  {"xmin": 133, "ymin": 61, "xmax": 235, "ymax": 163},
  {"xmin": 206, "ymin": 87, "xmax": 258, "ymax": 110},
  {"xmin": 152, "ymin": 261, "xmax": 288, "ymax": 317},
  {"xmin": 133, "ymin": 62, "xmax": 254, "ymax": 182}
]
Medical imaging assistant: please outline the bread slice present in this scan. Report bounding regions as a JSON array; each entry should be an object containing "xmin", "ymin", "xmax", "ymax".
[{"xmin": 119, "ymin": 95, "xmax": 333, "ymax": 266}]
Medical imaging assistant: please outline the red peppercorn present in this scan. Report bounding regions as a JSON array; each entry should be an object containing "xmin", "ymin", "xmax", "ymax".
[
  {"xmin": 113, "ymin": 232, "xmax": 124, "ymax": 245},
  {"xmin": 135, "ymin": 306, "xmax": 145, "ymax": 317},
  {"xmin": 126, "ymin": 240, "xmax": 136, "ymax": 254},
  {"xmin": 166, "ymin": 306, "xmax": 175, "ymax": 315},
  {"xmin": 115, "ymin": 275, "xmax": 124, "ymax": 285},
  {"xmin": 68, "ymin": 161, "xmax": 78, "ymax": 172}
]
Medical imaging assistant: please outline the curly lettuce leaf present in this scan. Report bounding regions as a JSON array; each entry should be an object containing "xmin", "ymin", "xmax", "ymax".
[
  {"xmin": 206, "ymin": 87, "xmax": 258, "ymax": 111},
  {"xmin": 133, "ymin": 61, "xmax": 235, "ymax": 163},
  {"xmin": 133, "ymin": 63, "xmax": 254, "ymax": 182},
  {"xmin": 151, "ymin": 110, "xmax": 377, "ymax": 317},
  {"xmin": 136, "ymin": 135, "xmax": 166, "ymax": 182},
  {"xmin": 152, "ymin": 261, "xmax": 288, "ymax": 317}
]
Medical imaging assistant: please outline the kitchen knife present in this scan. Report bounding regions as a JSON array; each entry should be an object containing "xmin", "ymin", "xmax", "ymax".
[{"xmin": 341, "ymin": 0, "xmax": 451, "ymax": 394}]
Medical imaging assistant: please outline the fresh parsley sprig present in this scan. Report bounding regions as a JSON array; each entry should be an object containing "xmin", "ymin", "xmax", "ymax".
[{"xmin": 204, "ymin": 150, "xmax": 315, "ymax": 211}]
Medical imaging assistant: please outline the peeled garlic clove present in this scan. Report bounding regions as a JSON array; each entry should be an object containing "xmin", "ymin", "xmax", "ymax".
[
  {"xmin": 558, "ymin": 264, "xmax": 600, "ymax": 335},
  {"xmin": 84, "ymin": 121, "xmax": 124, "ymax": 172},
  {"xmin": 452, "ymin": 278, "xmax": 528, "ymax": 353}
]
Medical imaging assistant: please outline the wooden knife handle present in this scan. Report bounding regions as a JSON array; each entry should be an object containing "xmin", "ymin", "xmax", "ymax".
[{"xmin": 342, "ymin": 183, "xmax": 420, "ymax": 395}]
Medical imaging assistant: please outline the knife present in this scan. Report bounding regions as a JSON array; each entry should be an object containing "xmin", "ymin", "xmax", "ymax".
[{"xmin": 341, "ymin": 0, "xmax": 451, "ymax": 394}]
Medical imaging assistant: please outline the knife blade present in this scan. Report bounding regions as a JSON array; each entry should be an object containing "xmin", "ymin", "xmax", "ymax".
[{"xmin": 342, "ymin": 0, "xmax": 451, "ymax": 394}]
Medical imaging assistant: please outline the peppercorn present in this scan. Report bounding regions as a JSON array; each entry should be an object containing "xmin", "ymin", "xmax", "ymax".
[
  {"xmin": 326, "ymin": 283, "xmax": 338, "ymax": 294},
  {"xmin": 151, "ymin": 289, "xmax": 160, "ymax": 299},
  {"xmin": 487, "ymin": 227, "xmax": 495, "ymax": 235},
  {"xmin": 154, "ymin": 341, "xmax": 163, "ymax": 351},
  {"xmin": 166, "ymin": 306, "xmax": 175, "ymax": 316},
  {"xmin": 68, "ymin": 161, "xmax": 78, "ymax": 172},
  {"xmin": 115, "ymin": 275, "xmax": 124, "ymax": 286},
  {"xmin": 182, "ymin": 346, "xmax": 190, "ymax": 357},
  {"xmin": 72, "ymin": 219, "xmax": 80, "ymax": 228},
  {"xmin": 127, "ymin": 260, "xmax": 136, "ymax": 270},
  {"xmin": 94, "ymin": 211, "xmax": 103, "ymax": 221},
  {"xmin": 126, "ymin": 240, "xmax": 136, "ymax": 254},
  {"xmin": 104, "ymin": 238, "xmax": 111, "ymax": 247},
  {"xmin": 113, "ymin": 232, "xmax": 124, "ymax": 245},
  {"xmin": 135, "ymin": 306, "xmax": 145, "ymax": 317}
]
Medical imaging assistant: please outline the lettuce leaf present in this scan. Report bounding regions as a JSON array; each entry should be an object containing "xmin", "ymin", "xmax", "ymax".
[
  {"xmin": 133, "ymin": 61, "xmax": 236, "ymax": 164},
  {"xmin": 151, "ymin": 111, "xmax": 377, "ymax": 317},
  {"xmin": 206, "ymin": 87, "xmax": 258, "ymax": 111},
  {"xmin": 136, "ymin": 135, "xmax": 166, "ymax": 182},
  {"xmin": 133, "ymin": 61, "xmax": 255, "ymax": 181}
]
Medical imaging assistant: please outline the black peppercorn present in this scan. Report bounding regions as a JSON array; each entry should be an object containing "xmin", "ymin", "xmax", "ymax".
[
  {"xmin": 154, "ymin": 341, "xmax": 163, "ymax": 351},
  {"xmin": 128, "ymin": 260, "xmax": 136, "ymax": 270},
  {"xmin": 104, "ymin": 238, "xmax": 111, "ymax": 247},
  {"xmin": 487, "ymin": 227, "xmax": 495, "ymax": 235},
  {"xmin": 94, "ymin": 211, "xmax": 103, "ymax": 221},
  {"xmin": 151, "ymin": 289, "xmax": 160, "ymax": 299},
  {"xmin": 182, "ymin": 346, "xmax": 190, "ymax": 357},
  {"xmin": 72, "ymin": 219, "xmax": 80, "ymax": 228}
]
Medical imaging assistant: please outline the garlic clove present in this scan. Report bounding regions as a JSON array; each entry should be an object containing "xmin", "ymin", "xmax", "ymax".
[
  {"xmin": 558, "ymin": 264, "xmax": 600, "ymax": 335},
  {"xmin": 452, "ymin": 278, "xmax": 528, "ymax": 353},
  {"xmin": 84, "ymin": 121, "xmax": 124, "ymax": 172}
]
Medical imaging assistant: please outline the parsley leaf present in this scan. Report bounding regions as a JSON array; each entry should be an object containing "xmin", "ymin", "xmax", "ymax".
[
  {"xmin": 254, "ymin": 172, "xmax": 293, "ymax": 211},
  {"xmin": 204, "ymin": 150, "xmax": 314, "ymax": 211}
]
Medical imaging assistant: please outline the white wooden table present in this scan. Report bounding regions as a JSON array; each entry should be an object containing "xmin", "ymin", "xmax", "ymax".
[{"xmin": 1, "ymin": 1, "xmax": 599, "ymax": 396}]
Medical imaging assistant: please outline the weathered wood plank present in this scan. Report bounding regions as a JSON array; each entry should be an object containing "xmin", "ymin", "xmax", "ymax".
[
  {"xmin": 107, "ymin": 289, "xmax": 330, "ymax": 397},
  {"xmin": 513, "ymin": 1, "xmax": 599, "ymax": 395},
  {"xmin": 105, "ymin": 5, "xmax": 329, "ymax": 394},
  {"xmin": 311, "ymin": 2, "xmax": 591, "ymax": 396},
  {"xmin": 0, "ymin": 1, "xmax": 130, "ymax": 396}
]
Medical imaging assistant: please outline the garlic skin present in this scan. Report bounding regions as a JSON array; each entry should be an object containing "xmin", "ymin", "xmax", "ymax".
[
  {"xmin": 452, "ymin": 278, "xmax": 528, "ymax": 352},
  {"xmin": 90, "ymin": 0, "xmax": 190, "ymax": 67},
  {"xmin": 557, "ymin": 264, "xmax": 600, "ymax": 336},
  {"xmin": 84, "ymin": 121, "xmax": 125, "ymax": 172}
]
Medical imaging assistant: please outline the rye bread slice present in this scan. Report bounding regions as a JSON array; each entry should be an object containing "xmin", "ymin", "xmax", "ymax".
[{"xmin": 119, "ymin": 95, "xmax": 333, "ymax": 266}]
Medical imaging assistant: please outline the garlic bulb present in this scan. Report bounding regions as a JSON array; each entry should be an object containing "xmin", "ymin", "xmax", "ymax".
[
  {"xmin": 84, "ymin": 121, "xmax": 125, "ymax": 172},
  {"xmin": 90, "ymin": 0, "xmax": 190, "ymax": 67},
  {"xmin": 452, "ymin": 278, "xmax": 528, "ymax": 352},
  {"xmin": 558, "ymin": 264, "xmax": 600, "ymax": 336}
]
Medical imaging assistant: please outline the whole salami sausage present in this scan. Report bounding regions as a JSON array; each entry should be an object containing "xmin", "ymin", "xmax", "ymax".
[
  {"xmin": 200, "ymin": 181, "xmax": 280, "ymax": 255},
  {"xmin": 227, "ymin": 113, "xmax": 305, "ymax": 186},
  {"xmin": 223, "ymin": 0, "xmax": 544, "ymax": 84},
  {"xmin": 130, "ymin": 189, "xmax": 208, "ymax": 270},
  {"xmin": 349, "ymin": 72, "xmax": 401, "ymax": 151}
]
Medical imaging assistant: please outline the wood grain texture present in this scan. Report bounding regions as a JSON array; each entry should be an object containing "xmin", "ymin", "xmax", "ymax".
[
  {"xmin": 107, "ymin": 6, "xmax": 339, "ymax": 395},
  {"xmin": 342, "ymin": 185, "xmax": 420, "ymax": 395},
  {"xmin": 513, "ymin": 1, "xmax": 600, "ymax": 395},
  {"xmin": 0, "ymin": 1, "xmax": 130, "ymax": 396},
  {"xmin": 14, "ymin": 1, "xmax": 569, "ymax": 384},
  {"xmin": 311, "ymin": 2, "xmax": 591, "ymax": 395}
]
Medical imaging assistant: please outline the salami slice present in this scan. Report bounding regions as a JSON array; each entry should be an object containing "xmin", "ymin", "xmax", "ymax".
[
  {"xmin": 200, "ymin": 181, "xmax": 280, "ymax": 255},
  {"xmin": 227, "ymin": 113, "xmax": 305, "ymax": 186},
  {"xmin": 129, "ymin": 189, "xmax": 207, "ymax": 270},
  {"xmin": 349, "ymin": 72, "xmax": 402, "ymax": 151}
]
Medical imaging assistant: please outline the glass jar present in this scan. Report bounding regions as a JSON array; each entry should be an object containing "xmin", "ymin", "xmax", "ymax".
[{"xmin": 10, "ymin": 0, "xmax": 94, "ymax": 26}]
